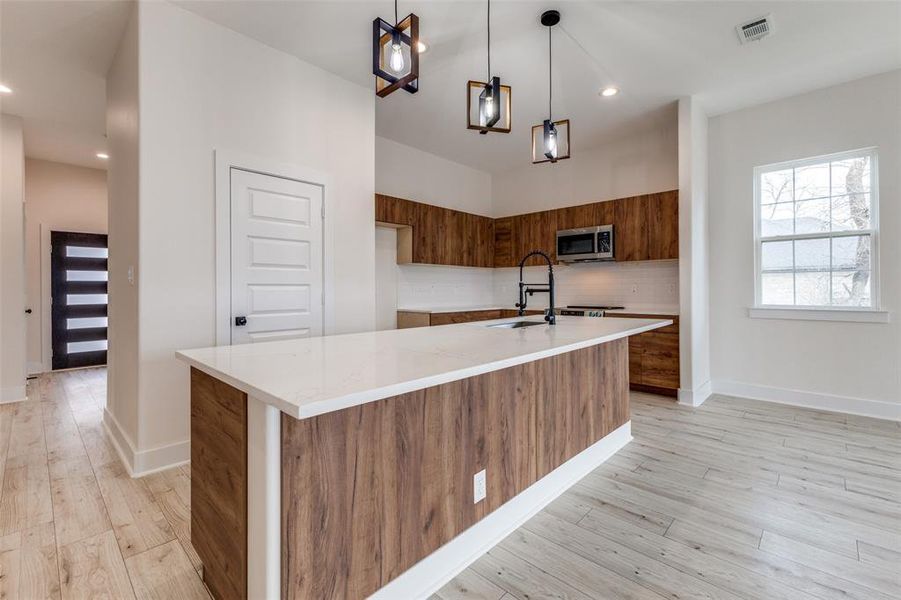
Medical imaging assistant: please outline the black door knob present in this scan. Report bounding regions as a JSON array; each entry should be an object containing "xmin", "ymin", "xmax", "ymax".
[
  {"xmin": 24, "ymin": 309, "xmax": 32, "ymax": 314},
  {"xmin": 235, "ymin": 316, "xmax": 247, "ymax": 326}
]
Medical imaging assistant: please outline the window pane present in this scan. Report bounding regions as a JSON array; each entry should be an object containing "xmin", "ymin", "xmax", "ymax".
[
  {"xmin": 66, "ymin": 246, "xmax": 108, "ymax": 258},
  {"xmin": 760, "ymin": 168, "xmax": 793, "ymax": 204},
  {"xmin": 831, "ymin": 193, "xmax": 871, "ymax": 231},
  {"xmin": 761, "ymin": 273, "xmax": 794, "ymax": 305},
  {"xmin": 794, "ymin": 163, "xmax": 829, "ymax": 200},
  {"xmin": 66, "ymin": 317, "xmax": 108, "ymax": 330},
  {"xmin": 832, "ymin": 271, "xmax": 871, "ymax": 307},
  {"xmin": 66, "ymin": 270, "xmax": 108, "ymax": 282},
  {"xmin": 832, "ymin": 235, "xmax": 870, "ymax": 270},
  {"xmin": 760, "ymin": 203, "xmax": 793, "ymax": 236},
  {"xmin": 795, "ymin": 238, "xmax": 829, "ymax": 271},
  {"xmin": 761, "ymin": 241, "xmax": 793, "ymax": 271},
  {"xmin": 831, "ymin": 156, "xmax": 871, "ymax": 196},
  {"xmin": 795, "ymin": 198, "xmax": 830, "ymax": 234},
  {"xmin": 796, "ymin": 272, "xmax": 830, "ymax": 306},
  {"xmin": 67, "ymin": 340, "xmax": 108, "ymax": 354},
  {"xmin": 67, "ymin": 294, "xmax": 108, "ymax": 305}
]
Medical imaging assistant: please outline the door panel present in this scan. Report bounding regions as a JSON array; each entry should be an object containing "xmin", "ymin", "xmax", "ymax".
[
  {"xmin": 51, "ymin": 231, "xmax": 108, "ymax": 370},
  {"xmin": 230, "ymin": 169, "xmax": 324, "ymax": 344}
]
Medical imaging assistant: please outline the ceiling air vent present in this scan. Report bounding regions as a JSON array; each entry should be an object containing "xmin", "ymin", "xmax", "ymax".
[{"xmin": 736, "ymin": 15, "xmax": 773, "ymax": 44}]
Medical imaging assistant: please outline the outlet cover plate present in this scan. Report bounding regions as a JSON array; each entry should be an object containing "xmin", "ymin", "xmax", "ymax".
[{"xmin": 473, "ymin": 469, "xmax": 486, "ymax": 503}]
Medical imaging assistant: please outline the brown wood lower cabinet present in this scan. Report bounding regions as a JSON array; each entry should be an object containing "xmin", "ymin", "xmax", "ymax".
[
  {"xmin": 397, "ymin": 309, "xmax": 544, "ymax": 329},
  {"xmin": 614, "ymin": 313, "xmax": 680, "ymax": 396},
  {"xmin": 280, "ymin": 340, "xmax": 628, "ymax": 599}
]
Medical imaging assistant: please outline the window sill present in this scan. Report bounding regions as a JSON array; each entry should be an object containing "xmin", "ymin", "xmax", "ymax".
[{"xmin": 748, "ymin": 307, "xmax": 890, "ymax": 323}]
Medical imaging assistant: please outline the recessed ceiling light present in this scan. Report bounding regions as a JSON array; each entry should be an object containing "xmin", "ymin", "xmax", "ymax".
[
  {"xmin": 0, "ymin": 84, "xmax": 12, "ymax": 94},
  {"xmin": 417, "ymin": 41, "xmax": 428, "ymax": 53},
  {"xmin": 600, "ymin": 86, "xmax": 619, "ymax": 97},
  {"xmin": 96, "ymin": 152, "xmax": 109, "ymax": 160}
]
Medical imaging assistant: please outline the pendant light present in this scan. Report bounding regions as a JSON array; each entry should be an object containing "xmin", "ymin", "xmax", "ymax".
[
  {"xmin": 531, "ymin": 10, "xmax": 570, "ymax": 163},
  {"xmin": 373, "ymin": 0, "xmax": 420, "ymax": 97},
  {"xmin": 467, "ymin": 0, "xmax": 511, "ymax": 134}
]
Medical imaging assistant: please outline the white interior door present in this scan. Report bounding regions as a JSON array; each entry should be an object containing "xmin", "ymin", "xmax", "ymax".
[{"xmin": 230, "ymin": 168, "xmax": 323, "ymax": 344}]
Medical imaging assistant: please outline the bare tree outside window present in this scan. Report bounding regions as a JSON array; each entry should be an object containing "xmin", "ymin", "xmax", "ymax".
[{"xmin": 756, "ymin": 149, "xmax": 876, "ymax": 309}]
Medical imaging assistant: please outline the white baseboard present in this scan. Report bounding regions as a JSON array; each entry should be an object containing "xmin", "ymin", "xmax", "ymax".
[
  {"xmin": 103, "ymin": 408, "xmax": 190, "ymax": 477},
  {"xmin": 27, "ymin": 361, "xmax": 45, "ymax": 376},
  {"xmin": 0, "ymin": 385, "xmax": 26, "ymax": 404},
  {"xmin": 678, "ymin": 380, "xmax": 712, "ymax": 407},
  {"xmin": 369, "ymin": 421, "xmax": 633, "ymax": 600},
  {"xmin": 712, "ymin": 380, "xmax": 901, "ymax": 422}
]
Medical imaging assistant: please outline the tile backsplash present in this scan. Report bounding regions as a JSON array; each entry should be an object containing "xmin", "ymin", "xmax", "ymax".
[
  {"xmin": 492, "ymin": 259, "xmax": 680, "ymax": 312},
  {"xmin": 393, "ymin": 260, "xmax": 679, "ymax": 312}
]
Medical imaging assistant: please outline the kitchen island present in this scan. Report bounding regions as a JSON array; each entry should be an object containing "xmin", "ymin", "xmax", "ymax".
[{"xmin": 176, "ymin": 314, "xmax": 672, "ymax": 600}]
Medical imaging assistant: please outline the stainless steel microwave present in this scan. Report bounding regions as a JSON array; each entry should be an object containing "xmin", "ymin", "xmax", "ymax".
[{"xmin": 556, "ymin": 225, "xmax": 614, "ymax": 262}]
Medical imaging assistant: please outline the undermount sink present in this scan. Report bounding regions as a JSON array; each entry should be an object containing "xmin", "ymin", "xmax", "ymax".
[{"xmin": 487, "ymin": 320, "xmax": 546, "ymax": 329}]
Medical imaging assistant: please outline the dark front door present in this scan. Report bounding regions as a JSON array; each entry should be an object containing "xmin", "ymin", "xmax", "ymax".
[{"xmin": 51, "ymin": 231, "xmax": 108, "ymax": 370}]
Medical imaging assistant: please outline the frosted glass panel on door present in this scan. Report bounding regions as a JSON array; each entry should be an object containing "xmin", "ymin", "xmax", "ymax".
[
  {"xmin": 66, "ymin": 246, "xmax": 108, "ymax": 258},
  {"xmin": 67, "ymin": 340, "xmax": 108, "ymax": 353},
  {"xmin": 67, "ymin": 294, "xmax": 108, "ymax": 305},
  {"xmin": 66, "ymin": 270, "xmax": 108, "ymax": 281},
  {"xmin": 67, "ymin": 317, "xmax": 108, "ymax": 330}
]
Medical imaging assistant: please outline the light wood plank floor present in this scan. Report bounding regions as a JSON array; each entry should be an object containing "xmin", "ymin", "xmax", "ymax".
[
  {"xmin": 4, "ymin": 370, "xmax": 898, "ymax": 599},
  {"xmin": 0, "ymin": 368, "xmax": 209, "ymax": 600},
  {"xmin": 434, "ymin": 392, "xmax": 901, "ymax": 600}
]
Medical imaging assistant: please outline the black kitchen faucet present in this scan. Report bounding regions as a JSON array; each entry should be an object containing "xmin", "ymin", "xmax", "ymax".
[{"xmin": 516, "ymin": 250, "xmax": 556, "ymax": 325}]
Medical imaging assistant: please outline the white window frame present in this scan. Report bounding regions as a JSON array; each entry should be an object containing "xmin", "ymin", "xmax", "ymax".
[{"xmin": 751, "ymin": 147, "xmax": 888, "ymax": 323}]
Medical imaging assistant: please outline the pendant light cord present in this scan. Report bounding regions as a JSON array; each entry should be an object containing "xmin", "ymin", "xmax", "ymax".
[
  {"xmin": 548, "ymin": 26, "xmax": 553, "ymax": 120},
  {"xmin": 487, "ymin": 0, "xmax": 491, "ymax": 80},
  {"xmin": 394, "ymin": 0, "xmax": 398, "ymax": 25}
]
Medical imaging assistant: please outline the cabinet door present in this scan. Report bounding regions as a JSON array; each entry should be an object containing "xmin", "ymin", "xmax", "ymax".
[
  {"xmin": 628, "ymin": 335, "xmax": 643, "ymax": 385},
  {"xmin": 476, "ymin": 216, "xmax": 495, "ymax": 267},
  {"xmin": 517, "ymin": 211, "xmax": 557, "ymax": 266},
  {"xmin": 647, "ymin": 191, "xmax": 679, "ymax": 260},
  {"xmin": 375, "ymin": 194, "xmax": 416, "ymax": 226},
  {"xmin": 614, "ymin": 195, "xmax": 649, "ymax": 262},
  {"xmin": 640, "ymin": 332, "xmax": 680, "ymax": 389},
  {"xmin": 493, "ymin": 217, "xmax": 514, "ymax": 267}
]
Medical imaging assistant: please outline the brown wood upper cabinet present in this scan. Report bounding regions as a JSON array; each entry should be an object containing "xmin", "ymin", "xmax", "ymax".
[
  {"xmin": 376, "ymin": 190, "xmax": 678, "ymax": 268},
  {"xmin": 614, "ymin": 191, "xmax": 679, "ymax": 262},
  {"xmin": 376, "ymin": 194, "xmax": 494, "ymax": 268}
]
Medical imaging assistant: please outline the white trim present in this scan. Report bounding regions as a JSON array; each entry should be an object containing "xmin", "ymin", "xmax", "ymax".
[
  {"xmin": 214, "ymin": 149, "xmax": 332, "ymax": 347},
  {"xmin": 247, "ymin": 398, "xmax": 281, "ymax": 600},
  {"xmin": 0, "ymin": 385, "xmax": 27, "ymax": 404},
  {"xmin": 712, "ymin": 380, "xmax": 901, "ymax": 422},
  {"xmin": 368, "ymin": 422, "xmax": 632, "ymax": 600},
  {"xmin": 678, "ymin": 380, "xmax": 712, "ymax": 407},
  {"xmin": 748, "ymin": 306, "xmax": 889, "ymax": 323},
  {"xmin": 103, "ymin": 408, "xmax": 190, "ymax": 477},
  {"xmin": 753, "ymin": 147, "xmax": 880, "ymax": 311},
  {"xmin": 27, "ymin": 362, "xmax": 44, "ymax": 376}
]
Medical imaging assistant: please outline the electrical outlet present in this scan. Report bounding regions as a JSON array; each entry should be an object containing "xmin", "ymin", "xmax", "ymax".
[
  {"xmin": 473, "ymin": 469, "xmax": 486, "ymax": 504},
  {"xmin": 631, "ymin": 284, "xmax": 638, "ymax": 294},
  {"xmin": 668, "ymin": 283, "xmax": 676, "ymax": 295}
]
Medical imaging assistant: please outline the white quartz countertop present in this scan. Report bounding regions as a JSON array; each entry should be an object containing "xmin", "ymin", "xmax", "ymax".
[{"xmin": 176, "ymin": 315, "xmax": 671, "ymax": 420}]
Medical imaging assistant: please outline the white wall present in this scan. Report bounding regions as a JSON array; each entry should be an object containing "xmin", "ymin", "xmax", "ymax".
[
  {"xmin": 375, "ymin": 136, "xmax": 493, "ymax": 216},
  {"xmin": 375, "ymin": 226, "xmax": 398, "ymax": 330},
  {"xmin": 106, "ymin": 5, "xmax": 141, "ymax": 462},
  {"xmin": 0, "ymin": 115, "xmax": 26, "ymax": 403},
  {"xmin": 23, "ymin": 159, "xmax": 107, "ymax": 374},
  {"xmin": 103, "ymin": 1, "xmax": 376, "ymax": 473},
  {"xmin": 492, "ymin": 114, "xmax": 679, "ymax": 217},
  {"xmin": 677, "ymin": 97, "xmax": 711, "ymax": 407},
  {"xmin": 709, "ymin": 70, "xmax": 900, "ymax": 418}
]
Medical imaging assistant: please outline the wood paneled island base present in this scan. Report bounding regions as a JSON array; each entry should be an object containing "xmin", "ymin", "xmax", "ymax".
[{"xmin": 190, "ymin": 338, "xmax": 630, "ymax": 599}]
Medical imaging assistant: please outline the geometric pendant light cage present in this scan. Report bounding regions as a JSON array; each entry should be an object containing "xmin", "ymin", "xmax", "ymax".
[
  {"xmin": 373, "ymin": 1, "xmax": 420, "ymax": 97},
  {"xmin": 531, "ymin": 9, "xmax": 570, "ymax": 163},
  {"xmin": 467, "ymin": 0, "xmax": 511, "ymax": 133}
]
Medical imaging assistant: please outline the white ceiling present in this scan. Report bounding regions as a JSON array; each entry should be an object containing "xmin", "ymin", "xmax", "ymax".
[
  {"xmin": 2, "ymin": 1, "xmax": 899, "ymax": 174},
  {"xmin": 178, "ymin": 0, "xmax": 901, "ymax": 174},
  {"xmin": 0, "ymin": 0, "xmax": 132, "ymax": 169}
]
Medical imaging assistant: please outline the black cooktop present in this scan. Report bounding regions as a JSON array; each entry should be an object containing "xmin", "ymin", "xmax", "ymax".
[{"xmin": 566, "ymin": 305, "xmax": 625, "ymax": 310}]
